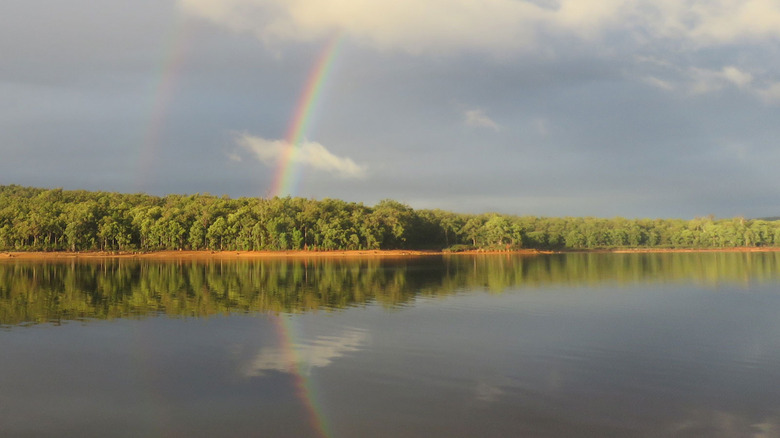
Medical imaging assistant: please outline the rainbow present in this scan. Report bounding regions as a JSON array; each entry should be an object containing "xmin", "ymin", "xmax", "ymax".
[
  {"xmin": 270, "ymin": 34, "xmax": 344, "ymax": 197},
  {"xmin": 136, "ymin": 14, "xmax": 192, "ymax": 191},
  {"xmin": 272, "ymin": 315, "xmax": 334, "ymax": 438}
]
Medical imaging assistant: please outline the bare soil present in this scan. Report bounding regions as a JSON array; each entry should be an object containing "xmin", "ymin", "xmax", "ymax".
[
  {"xmin": 610, "ymin": 247, "xmax": 780, "ymax": 253},
  {"xmin": 0, "ymin": 249, "xmax": 442, "ymax": 260},
  {"xmin": 1, "ymin": 247, "xmax": 778, "ymax": 261}
]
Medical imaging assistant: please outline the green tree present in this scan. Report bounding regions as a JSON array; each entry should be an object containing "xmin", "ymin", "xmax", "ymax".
[{"xmin": 207, "ymin": 217, "xmax": 228, "ymax": 250}]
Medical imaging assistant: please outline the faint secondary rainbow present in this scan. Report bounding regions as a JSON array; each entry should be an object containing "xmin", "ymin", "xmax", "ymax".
[
  {"xmin": 272, "ymin": 314, "xmax": 334, "ymax": 438},
  {"xmin": 136, "ymin": 14, "xmax": 192, "ymax": 191},
  {"xmin": 270, "ymin": 34, "xmax": 344, "ymax": 197}
]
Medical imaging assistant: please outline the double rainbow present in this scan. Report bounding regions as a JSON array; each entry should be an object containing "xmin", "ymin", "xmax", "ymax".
[{"xmin": 138, "ymin": 17, "xmax": 344, "ymax": 436}]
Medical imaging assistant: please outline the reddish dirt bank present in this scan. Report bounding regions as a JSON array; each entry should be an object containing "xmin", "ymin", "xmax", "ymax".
[
  {"xmin": 0, "ymin": 249, "xmax": 547, "ymax": 260},
  {"xmin": 1, "ymin": 247, "xmax": 778, "ymax": 260},
  {"xmin": 610, "ymin": 247, "xmax": 780, "ymax": 254},
  {"xmin": 0, "ymin": 250, "xmax": 439, "ymax": 260}
]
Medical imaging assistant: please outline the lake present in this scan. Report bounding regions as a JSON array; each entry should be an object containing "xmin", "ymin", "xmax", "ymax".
[{"xmin": 2, "ymin": 253, "xmax": 780, "ymax": 437}]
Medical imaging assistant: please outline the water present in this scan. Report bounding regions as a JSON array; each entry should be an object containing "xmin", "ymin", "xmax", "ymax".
[{"xmin": 2, "ymin": 253, "xmax": 780, "ymax": 437}]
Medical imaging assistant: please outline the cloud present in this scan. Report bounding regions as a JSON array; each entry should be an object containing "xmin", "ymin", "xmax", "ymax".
[
  {"xmin": 236, "ymin": 133, "xmax": 367, "ymax": 179},
  {"xmin": 179, "ymin": 0, "xmax": 780, "ymax": 54},
  {"xmin": 474, "ymin": 379, "xmax": 505, "ymax": 403},
  {"xmin": 680, "ymin": 0, "xmax": 780, "ymax": 44},
  {"xmin": 180, "ymin": 0, "xmax": 545, "ymax": 53},
  {"xmin": 688, "ymin": 66, "xmax": 753, "ymax": 94},
  {"xmin": 179, "ymin": 0, "xmax": 780, "ymax": 108},
  {"xmin": 642, "ymin": 76, "xmax": 676, "ymax": 91},
  {"xmin": 638, "ymin": 61, "xmax": 766, "ymax": 99},
  {"xmin": 721, "ymin": 66, "xmax": 754, "ymax": 89},
  {"xmin": 241, "ymin": 329, "xmax": 368, "ymax": 376},
  {"xmin": 226, "ymin": 151, "xmax": 243, "ymax": 162},
  {"xmin": 464, "ymin": 109, "xmax": 500, "ymax": 131},
  {"xmin": 668, "ymin": 409, "xmax": 780, "ymax": 437}
]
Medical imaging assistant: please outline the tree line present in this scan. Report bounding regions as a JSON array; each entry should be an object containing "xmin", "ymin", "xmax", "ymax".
[{"xmin": 1, "ymin": 184, "xmax": 779, "ymax": 252}]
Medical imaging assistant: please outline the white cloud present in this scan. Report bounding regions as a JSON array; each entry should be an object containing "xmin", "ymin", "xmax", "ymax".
[
  {"xmin": 226, "ymin": 151, "xmax": 243, "ymax": 162},
  {"xmin": 639, "ymin": 63, "xmax": 761, "ymax": 98},
  {"xmin": 688, "ymin": 66, "xmax": 753, "ymax": 94},
  {"xmin": 236, "ymin": 133, "xmax": 367, "ymax": 179},
  {"xmin": 179, "ymin": 0, "xmax": 780, "ymax": 54},
  {"xmin": 241, "ymin": 329, "xmax": 368, "ymax": 376},
  {"xmin": 683, "ymin": 0, "xmax": 780, "ymax": 44},
  {"xmin": 180, "ymin": 0, "xmax": 545, "ymax": 53},
  {"xmin": 464, "ymin": 109, "xmax": 500, "ymax": 131},
  {"xmin": 642, "ymin": 76, "xmax": 676, "ymax": 91},
  {"xmin": 721, "ymin": 66, "xmax": 754, "ymax": 89}
]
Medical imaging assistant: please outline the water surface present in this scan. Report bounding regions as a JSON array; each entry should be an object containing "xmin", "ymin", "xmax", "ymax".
[{"xmin": 2, "ymin": 253, "xmax": 780, "ymax": 437}]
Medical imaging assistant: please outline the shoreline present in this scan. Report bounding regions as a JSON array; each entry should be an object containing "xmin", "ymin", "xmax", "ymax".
[
  {"xmin": 0, "ymin": 249, "xmax": 443, "ymax": 260},
  {"xmin": 1, "ymin": 247, "xmax": 780, "ymax": 260}
]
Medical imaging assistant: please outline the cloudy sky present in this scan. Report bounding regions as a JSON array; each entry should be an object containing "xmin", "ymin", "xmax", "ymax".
[{"xmin": 3, "ymin": 0, "xmax": 780, "ymax": 218}]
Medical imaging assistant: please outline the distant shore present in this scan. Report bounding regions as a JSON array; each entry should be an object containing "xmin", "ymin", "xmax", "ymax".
[
  {"xmin": 0, "ymin": 249, "xmax": 450, "ymax": 260},
  {"xmin": 2, "ymin": 247, "xmax": 780, "ymax": 260}
]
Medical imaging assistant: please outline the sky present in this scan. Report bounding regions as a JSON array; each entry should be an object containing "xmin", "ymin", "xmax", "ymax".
[{"xmin": 3, "ymin": 0, "xmax": 780, "ymax": 219}]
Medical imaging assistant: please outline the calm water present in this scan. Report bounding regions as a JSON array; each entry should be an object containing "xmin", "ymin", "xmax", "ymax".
[{"xmin": 2, "ymin": 253, "xmax": 780, "ymax": 437}]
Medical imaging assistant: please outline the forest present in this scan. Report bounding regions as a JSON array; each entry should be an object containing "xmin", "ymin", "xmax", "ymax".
[{"xmin": 1, "ymin": 184, "xmax": 779, "ymax": 252}]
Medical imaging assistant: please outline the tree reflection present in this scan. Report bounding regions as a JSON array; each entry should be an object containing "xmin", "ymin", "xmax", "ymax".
[{"xmin": 2, "ymin": 252, "xmax": 780, "ymax": 326}]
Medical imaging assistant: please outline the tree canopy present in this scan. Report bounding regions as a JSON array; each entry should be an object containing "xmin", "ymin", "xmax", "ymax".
[{"xmin": 1, "ymin": 184, "xmax": 779, "ymax": 252}]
